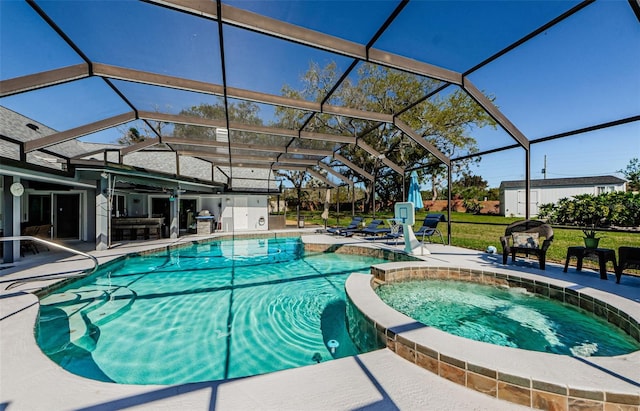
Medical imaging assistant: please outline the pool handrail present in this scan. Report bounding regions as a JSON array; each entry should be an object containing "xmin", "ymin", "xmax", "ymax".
[{"xmin": 1, "ymin": 236, "xmax": 99, "ymax": 288}]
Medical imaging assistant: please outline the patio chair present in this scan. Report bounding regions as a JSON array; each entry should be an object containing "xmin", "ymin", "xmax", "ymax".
[
  {"xmin": 20, "ymin": 225, "xmax": 40, "ymax": 256},
  {"xmin": 414, "ymin": 213, "xmax": 447, "ymax": 244},
  {"xmin": 500, "ymin": 220, "xmax": 554, "ymax": 270},
  {"xmin": 327, "ymin": 216, "xmax": 363, "ymax": 235},
  {"xmin": 616, "ymin": 246, "xmax": 640, "ymax": 283}
]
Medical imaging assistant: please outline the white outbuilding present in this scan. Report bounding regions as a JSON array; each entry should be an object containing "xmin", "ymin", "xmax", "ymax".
[{"xmin": 499, "ymin": 176, "xmax": 627, "ymax": 217}]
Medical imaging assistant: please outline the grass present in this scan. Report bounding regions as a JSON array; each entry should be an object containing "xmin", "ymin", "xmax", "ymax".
[{"xmin": 296, "ymin": 210, "xmax": 640, "ymax": 274}]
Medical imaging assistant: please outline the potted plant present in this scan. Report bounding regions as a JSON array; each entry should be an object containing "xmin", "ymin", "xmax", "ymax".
[{"xmin": 582, "ymin": 226, "xmax": 600, "ymax": 249}]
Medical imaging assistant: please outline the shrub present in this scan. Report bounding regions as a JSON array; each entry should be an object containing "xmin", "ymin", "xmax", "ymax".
[
  {"xmin": 537, "ymin": 203, "xmax": 557, "ymax": 223},
  {"xmin": 463, "ymin": 199, "xmax": 482, "ymax": 214},
  {"xmin": 538, "ymin": 192, "xmax": 640, "ymax": 228}
]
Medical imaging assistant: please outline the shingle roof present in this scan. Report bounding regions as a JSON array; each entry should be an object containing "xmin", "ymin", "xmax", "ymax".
[
  {"xmin": 499, "ymin": 175, "xmax": 626, "ymax": 189},
  {"xmin": 1, "ymin": 106, "xmax": 274, "ymax": 191},
  {"xmin": 0, "ymin": 106, "xmax": 118, "ymax": 169}
]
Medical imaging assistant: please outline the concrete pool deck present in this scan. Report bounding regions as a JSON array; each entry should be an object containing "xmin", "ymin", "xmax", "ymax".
[{"xmin": 1, "ymin": 230, "xmax": 638, "ymax": 410}]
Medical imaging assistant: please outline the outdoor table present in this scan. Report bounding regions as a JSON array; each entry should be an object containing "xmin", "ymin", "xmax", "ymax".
[{"xmin": 563, "ymin": 246, "xmax": 618, "ymax": 280}]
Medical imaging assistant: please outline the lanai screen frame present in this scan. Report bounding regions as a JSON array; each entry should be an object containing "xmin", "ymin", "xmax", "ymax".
[{"xmin": 1, "ymin": 0, "xmax": 639, "ymax": 230}]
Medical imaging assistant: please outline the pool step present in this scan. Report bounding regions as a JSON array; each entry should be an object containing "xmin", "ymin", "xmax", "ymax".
[{"xmin": 61, "ymin": 287, "xmax": 136, "ymax": 352}]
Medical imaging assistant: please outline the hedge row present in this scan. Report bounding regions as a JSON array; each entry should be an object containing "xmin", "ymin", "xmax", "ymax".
[{"xmin": 537, "ymin": 192, "xmax": 640, "ymax": 228}]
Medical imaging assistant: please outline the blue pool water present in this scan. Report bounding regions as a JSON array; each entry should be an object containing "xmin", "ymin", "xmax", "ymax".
[
  {"xmin": 376, "ymin": 280, "xmax": 640, "ymax": 357},
  {"xmin": 36, "ymin": 237, "xmax": 385, "ymax": 384}
]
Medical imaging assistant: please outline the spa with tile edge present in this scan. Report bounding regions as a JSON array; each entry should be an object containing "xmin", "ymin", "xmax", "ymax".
[{"xmin": 345, "ymin": 262, "xmax": 640, "ymax": 411}]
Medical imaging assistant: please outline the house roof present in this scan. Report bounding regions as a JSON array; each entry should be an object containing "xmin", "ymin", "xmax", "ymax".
[
  {"xmin": 1, "ymin": 105, "xmax": 234, "ymax": 192},
  {"xmin": 1, "ymin": 105, "xmax": 282, "ymax": 192},
  {"xmin": 1, "ymin": 105, "xmax": 118, "ymax": 170},
  {"xmin": 499, "ymin": 175, "xmax": 627, "ymax": 189}
]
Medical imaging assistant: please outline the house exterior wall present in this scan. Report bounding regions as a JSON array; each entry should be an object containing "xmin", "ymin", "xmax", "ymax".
[
  {"xmin": 247, "ymin": 196, "xmax": 268, "ymax": 231},
  {"xmin": 85, "ymin": 187, "xmax": 96, "ymax": 244},
  {"xmin": 202, "ymin": 195, "xmax": 268, "ymax": 232},
  {"xmin": 126, "ymin": 194, "xmax": 147, "ymax": 217},
  {"xmin": 501, "ymin": 182, "xmax": 626, "ymax": 217}
]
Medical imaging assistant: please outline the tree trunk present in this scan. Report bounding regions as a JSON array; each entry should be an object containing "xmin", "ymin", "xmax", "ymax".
[
  {"xmin": 430, "ymin": 174, "xmax": 438, "ymax": 202},
  {"xmin": 362, "ymin": 181, "xmax": 372, "ymax": 214}
]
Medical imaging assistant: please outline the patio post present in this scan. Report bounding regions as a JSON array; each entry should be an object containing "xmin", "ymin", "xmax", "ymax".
[
  {"xmin": 447, "ymin": 165, "xmax": 452, "ymax": 245},
  {"xmin": 96, "ymin": 176, "xmax": 109, "ymax": 251},
  {"xmin": 336, "ymin": 185, "xmax": 340, "ymax": 225},
  {"xmin": 403, "ymin": 172, "xmax": 406, "ymax": 202},
  {"xmin": 2, "ymin": 175, "xmax": 21, "ymax": 262},
  {"xmin": 525, "ymin": 148, "xmax": 531, "ymax": 220},
  {"xmin": 169, "ymin": 193, "xmax": 179, "ymax": 238}
]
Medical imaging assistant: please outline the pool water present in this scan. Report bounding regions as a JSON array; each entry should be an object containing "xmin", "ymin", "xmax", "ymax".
[
  {"xmin": 376, "ymin": 280, "xmax": 640, "ymax": 357},
  {"xmin": 36, "ymin": 237, "xmax": 385, "ymax": 384}
]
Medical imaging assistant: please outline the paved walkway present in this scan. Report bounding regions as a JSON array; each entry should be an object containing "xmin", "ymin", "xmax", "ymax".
[{"xmin": 1, "ymin": 231, "xmax": 638, "ymax": 410}]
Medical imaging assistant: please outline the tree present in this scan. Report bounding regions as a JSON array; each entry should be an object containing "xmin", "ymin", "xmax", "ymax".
[
  {"xmin": 485, "ymin": 187, "xmax": 500, "ymax": 201},
  {"xmin": 279, "ymin": 170, "xmax": 310, "ymax": 223},
  {"xmin": 116, "ymin": 106, "xmax": 170, "ymax": 145},
  {"xmin": 619, "ymin": 157, "xmax": 640, "ymax": 192},
  {"xmin": 173, "ymin": 100, "xmax": 263, "ymax": 139},
  {"xmin": 117, "ymin": 127, "xmax": 145, "ymax": 145},
  {"xmin": 275, "ymin": 62, "xmax": 496, "ymax": 212},
  {"xmin": 451, "ymin": 172, "xmax": 488, "ymax": 200}
]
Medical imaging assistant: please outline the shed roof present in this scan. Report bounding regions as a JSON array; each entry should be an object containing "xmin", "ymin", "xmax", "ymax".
[{"xmin": 499, "ymin": 175, "xmax": 627, "ymax": 190}]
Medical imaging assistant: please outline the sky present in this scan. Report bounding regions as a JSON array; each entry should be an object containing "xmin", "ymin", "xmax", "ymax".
[{"xmin": 1, "ymin": 0, "xmax": 639, "ymax": 189}]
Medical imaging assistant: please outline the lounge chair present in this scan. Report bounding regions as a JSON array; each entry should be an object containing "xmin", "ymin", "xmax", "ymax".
[
  {"xmin": 414, "ymin": 213, "xmax": 446, "ymax": 244},
  {"xmin": 326, "ymin": 216, "xmax": 363, "ymax": 235},
  {"xmin": 357, "ymin": 219, "xmax": 387, "ymax": 237},
  {"xmin": 500, "ymin": 220, "xmax": 553, "ymax": 270},
  {"xmin": 616, "ymin": 246, "xmax": 640, "ymax": 283}
]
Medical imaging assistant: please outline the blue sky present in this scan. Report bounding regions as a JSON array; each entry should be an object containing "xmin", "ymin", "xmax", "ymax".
[{"xmin": 1, "ymin": 0, "xmax": 638, "ymax": 189}]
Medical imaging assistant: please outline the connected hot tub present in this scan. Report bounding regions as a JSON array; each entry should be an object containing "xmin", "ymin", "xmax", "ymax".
[{"xmin": 345, "ymin": 262, "xmax": 640, "ymax": 410}]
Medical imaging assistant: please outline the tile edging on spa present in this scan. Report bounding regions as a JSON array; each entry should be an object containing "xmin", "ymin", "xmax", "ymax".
[{"xmin": 344, "ymin": 267, "xmax": 640, "ymax": 411}]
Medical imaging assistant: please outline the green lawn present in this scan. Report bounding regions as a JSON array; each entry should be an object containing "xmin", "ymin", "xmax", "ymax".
[{"xmin": 298, "ymin": 210, "xmax": 640, "ymax": 273}]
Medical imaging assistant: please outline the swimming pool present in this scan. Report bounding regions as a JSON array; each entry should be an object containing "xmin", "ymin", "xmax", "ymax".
[
  {"xmin": 36, "ymin": 237, "xmax": 386, "ymax": 385},
  {"xmin": 375, "ymin": 279, "xmax": 640, "ymax": 356}
]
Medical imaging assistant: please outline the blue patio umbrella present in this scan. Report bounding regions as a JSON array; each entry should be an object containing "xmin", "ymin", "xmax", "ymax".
[{"xmin": 407, "ymin": 171, "xmax": 424, "ymax": 210}]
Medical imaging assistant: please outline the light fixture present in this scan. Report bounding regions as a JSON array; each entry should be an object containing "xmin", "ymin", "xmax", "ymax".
[{"xmin": 327, "ymin": 340, "xmax": 339, "ymax": 354}]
